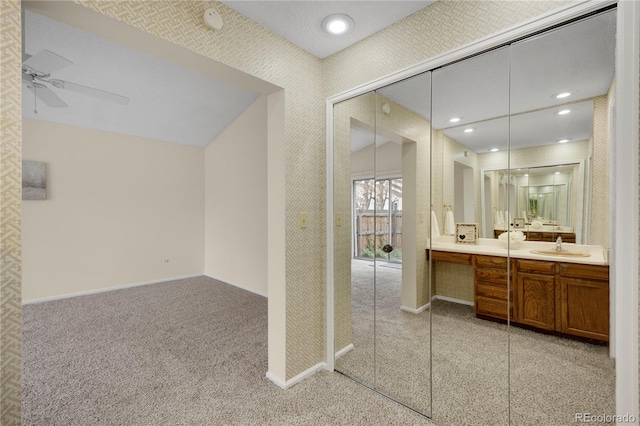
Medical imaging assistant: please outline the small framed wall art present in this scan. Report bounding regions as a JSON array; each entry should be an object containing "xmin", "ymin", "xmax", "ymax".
[
  {"xmin": 22, "ymin": 160, "xmax": 46, "ymax": 200},
  {"xmin": 456, "ymin": 223, "xmax": 478, "ymax": 244}
]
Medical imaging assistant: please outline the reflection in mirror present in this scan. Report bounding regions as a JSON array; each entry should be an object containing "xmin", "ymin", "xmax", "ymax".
[
  {"xmin": 477, "ymin": 98, "xmax": 593, "ymax": 242},
  {"xmin": 374, "ymin": 73, "xmax": 432, "ymax": 415},
  {"xmin": 333, "ymin": 92, "xmax": 376, "ymax": 387},
  {"xmin": 333, "ymin": 72, "xmax": 432, "ymax": 417},
  {"xmin": 485, "ymin": 161, "xmax": 586, "ymax": 243},
  {"xmin": 334, "ymin": 6, "xmax": 615, "ymax": 424},
  {"xmin": 508, "ymin": 9, "xmax": 615, "ymax": 425},
  {"xmin": 431, "ymin": 46, "xmax": 510, "ymax": 425}
]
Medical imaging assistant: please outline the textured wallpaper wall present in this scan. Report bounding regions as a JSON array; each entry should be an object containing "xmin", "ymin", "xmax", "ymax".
[
  {"xmin": 591, "ymin": 94, "xmax": 610, "ymax": 247},
  {"xmin": 333, "ymin": 90, "xmax": 432, "ymax": 351},
  {"xmin": 333, "ymin": 93, "xmax": 375, "ymax": 353},
  {"xmin": 0, "ymin": 0, "xmax": 22, "ymax": 423},
  {"xmin": 76, "ymin": 0, "xmax": 326, "ymax": 380},
  {"xmin": 323, "ymin": 1, "xmax": 574, "ymax": 97}
]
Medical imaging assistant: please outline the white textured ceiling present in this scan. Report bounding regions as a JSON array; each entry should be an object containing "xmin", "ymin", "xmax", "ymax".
[
  {"xmin": 220, "ymin": 1, "xmax": 436, "ymax": 58},
  {"xmin": 22, "ymin": 9, "xmax": 259, "ymax": 148}
]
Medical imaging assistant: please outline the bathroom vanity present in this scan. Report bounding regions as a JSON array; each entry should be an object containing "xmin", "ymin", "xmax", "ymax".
[{"xmin": 430, "ymin": 237, "xmax": 609, "ymax": 342}]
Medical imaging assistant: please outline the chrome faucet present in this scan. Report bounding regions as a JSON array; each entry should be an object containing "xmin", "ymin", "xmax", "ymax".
[{"xmin": 555, "ymin": 236, "xmax": 563, "ymax": 252}]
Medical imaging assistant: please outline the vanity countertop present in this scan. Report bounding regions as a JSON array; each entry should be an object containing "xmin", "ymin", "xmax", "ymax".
[{"xmin": 431, "ymin": 236, "xmax": 608, "ymax": 266}]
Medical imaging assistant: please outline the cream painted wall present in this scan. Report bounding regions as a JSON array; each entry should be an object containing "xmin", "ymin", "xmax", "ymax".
[
  {"xmin": 22, "ymin": 119, "xmax": 205, "ymax": 302},
  {"xmin": 204, "ymin": 96, "xmax": 268, "ymax": 296}
]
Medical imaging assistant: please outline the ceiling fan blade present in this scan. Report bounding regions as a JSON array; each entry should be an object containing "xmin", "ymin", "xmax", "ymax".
[
  {"xmin": 26, "ymin": 84, "xmax": 68, "ymax": 108},
  {"xmin": 49, "ymin": 79, "xmax": 130, "ymax": 105},
  {"xmin": 23, "ymin": 50, "xmax": 72, "ymax": 75}
]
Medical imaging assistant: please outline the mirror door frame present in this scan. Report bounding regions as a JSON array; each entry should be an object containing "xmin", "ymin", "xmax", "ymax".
[{"xmin": 326, "ymin": 0, "xmax": 639, "ymax": 419}]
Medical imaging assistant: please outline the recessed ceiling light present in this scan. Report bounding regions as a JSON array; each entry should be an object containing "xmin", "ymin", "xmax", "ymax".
[
  {"xmin": 557, "ymin": 139, "xmax": 570, "ymax": 144},
  {"xmin": 557, "ymin": 109, "xmax": 571, "ymax": 115},
  {"xmin": 524, "ymin": 174, "xmax": 529, "ymax": 177},
  {"xmin": 555, "ymin": 171, "xmax": 561, "ymax": 175},
  {"xmin": 464, "ymin": 128, "xmax": 474, "ymax": 133},
  {"xmin": 449, "ymin": 117, "xmax": 461, "ymax": 123},
  {"xmin": 490, "ymin": 148, "xmax": 499, "ymax": 152},
  {"xmin": 321, "ymin": 14, "xmax": 354, "ymax": 35},
  {"xmin": 555, "ymin": 92, "xmax": 572, "ymax": 99}
]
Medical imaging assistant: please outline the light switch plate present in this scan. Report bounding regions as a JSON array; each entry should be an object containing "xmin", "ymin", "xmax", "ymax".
[
  {"xmin": 336, "ymin": 211, "xmax": 342, "ymax": 227},
  {"xmin": 300, "ymin": 212, "xmax": 308, "ymax": 228}
]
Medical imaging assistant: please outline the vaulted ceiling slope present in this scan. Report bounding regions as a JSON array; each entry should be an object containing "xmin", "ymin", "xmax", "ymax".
[{"xmin": 22, "ymin": 9, "xmax": 259, "ymax": 148}]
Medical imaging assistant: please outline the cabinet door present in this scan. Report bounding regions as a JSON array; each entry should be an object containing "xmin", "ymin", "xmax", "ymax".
[
  {"xmin": 516, "ymin": 272, "xmax": 555, "ymax": 330},
  {"xmin": 558, "ymin": 277, "xmax": 609, "ymax": 341}
]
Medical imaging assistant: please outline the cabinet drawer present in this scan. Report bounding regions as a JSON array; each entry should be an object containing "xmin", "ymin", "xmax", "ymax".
[
  {"xmin": 476, "ymin": 281, "xmax": 510, "ymax": 301},
  {"xmin": 432, "ymin": 251, "xmax": 472, "ymax": 265},
  {"xmin": 475, "ymin": 255, "xmax": 508, "ymax": 269},
  {"xmin": 559, "ymin": 263, "xmax": 609, "ymax": 281},
  {"xmin": 476, "ymin": 297, "xmax": 512, "ymax": 320},
  {"xmin": 516, "ymin": 259, "xmax": 555, "ymax": 275},
  {"xmin": 475, "ymin": 268, "xmax": 508, "ymax": 284}
]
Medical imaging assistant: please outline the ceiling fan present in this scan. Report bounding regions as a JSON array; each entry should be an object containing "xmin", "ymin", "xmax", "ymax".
[{"xmin": 22, "ymin": 50, "xmax": 130, "ymax": 113}]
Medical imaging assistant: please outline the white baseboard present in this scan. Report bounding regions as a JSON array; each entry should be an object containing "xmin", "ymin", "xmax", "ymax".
[
  {"xmin": 266, "ymin": 361, "xmax": 326, "ymax": 390},
  {"xmin": 433, "ymin": 295, "xmax": 474, "ymax": 306},
  {"xmin": 400, "ymin": 302, "xmax": 430, "ymax": 314},
  {"xmin": 22, "ymin": 274, "xmax": 203, "ymax": 305},
  {"xmin": 335, "ymin": 343, "xmax": 354, "ymax": 359},
  {"xmin": 394, "ymin": 296, "xmax": 474, "ymax": 314},
  {"xmin": 204, "ymin": 274, "xmax": 267, "ymax": 298}
]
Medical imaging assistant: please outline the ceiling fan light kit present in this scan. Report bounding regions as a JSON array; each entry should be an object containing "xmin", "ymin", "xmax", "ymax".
[{"xmin": 22, "ymin": 49, "xmax": 130, "ymax": 110}]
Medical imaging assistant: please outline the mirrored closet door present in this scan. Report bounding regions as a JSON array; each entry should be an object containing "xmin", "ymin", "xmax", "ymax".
[
  {"xmin": 333, "ymin": 72, "xmax": 433, "ymax": 417},
  {"xmin": 333, "ymin": 6, "xmax": 616, "ymax": 425},
  {"xmin": 430, "ymin": 46, "xmax": 511, "ymax": 425},
  {"xmin": 507, "ymin": 9, "xmax": 616, "ymax": 424}
]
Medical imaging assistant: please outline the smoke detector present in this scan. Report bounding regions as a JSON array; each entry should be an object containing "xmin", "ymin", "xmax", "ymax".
[{"xmin": 204, "ymin": 7, "xmax": 223, "ymax": 30}]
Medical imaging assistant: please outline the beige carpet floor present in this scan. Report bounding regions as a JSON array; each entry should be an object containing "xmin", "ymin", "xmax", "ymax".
[
  {"xmin": 22, "ymin": 267, "xmax": 615, "ymax": 425},
  {"xmin": 22, "ymin": 276, "xmax": 432, "ymax": 425}
]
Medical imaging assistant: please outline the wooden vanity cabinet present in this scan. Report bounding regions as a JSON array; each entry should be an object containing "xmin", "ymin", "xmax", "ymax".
[
  {"xmin": 557, "ymin": 263, "xmax": 609, "ymax": 341},
  {"xmin": 472, "ymin": 257, "xmax": 609, "ymax": 342},
  {"xmin": 473, "ymin": 255, "xmax": 512, "ymax": 321},
  {"xmin": 431, "ymin": 249, "xmax": 610, "ymax": 342},
  {"xmin": 514, "ymin": 260, "xmax": 556, "ymax": 330}
]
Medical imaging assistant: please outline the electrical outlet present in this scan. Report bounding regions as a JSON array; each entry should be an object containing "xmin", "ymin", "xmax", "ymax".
[
  {"xmin": 335, "ymin": 211, "xmax": 343, "ymax": 227},
  {"xmin": 420, "ymin": 212, "xmax": 425, "ymax": 223},
  {"xmin": 300, "ymin": 212, "xmax": 308, "ymax": 228}
]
